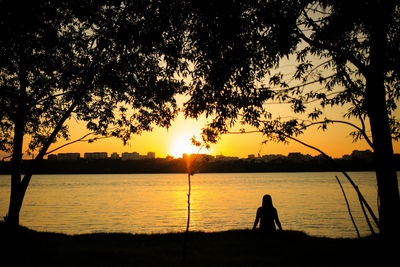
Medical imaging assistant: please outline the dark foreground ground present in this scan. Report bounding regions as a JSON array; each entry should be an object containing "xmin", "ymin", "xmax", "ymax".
[{"xmin": 1, "ymin": 223, "xmax": 395, "ymax": 266}]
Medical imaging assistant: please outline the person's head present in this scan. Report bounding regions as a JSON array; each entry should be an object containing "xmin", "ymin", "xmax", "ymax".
[{"xmin": 262, "ymin": 194, "xmax": 273, "ymax": 209}]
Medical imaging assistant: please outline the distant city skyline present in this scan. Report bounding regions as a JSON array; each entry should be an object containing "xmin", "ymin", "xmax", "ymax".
[
  {"xmin": 46, "ymin": 149, "xmax": 380, "ymax": 161},
  {"xmin": 21, "ymin": 113, "xmax": 396, "ymax": 161},
  {"xmin": 1, "ymin": 113, "xmax": 400, "ymax": 161},
  {"xmin": 48, "ymin": 151, "xmax": 157, "ymax": 161}
]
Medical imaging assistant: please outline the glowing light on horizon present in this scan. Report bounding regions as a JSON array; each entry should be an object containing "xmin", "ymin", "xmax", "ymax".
[{"xmin": 169, "ymin": 134, "xmax": 208, "ymax": 158}]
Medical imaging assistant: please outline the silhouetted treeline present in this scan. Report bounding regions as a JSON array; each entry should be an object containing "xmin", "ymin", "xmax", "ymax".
[{"xmin": 1, "ymin": 155, "xmax": 399, "ymax": 174}]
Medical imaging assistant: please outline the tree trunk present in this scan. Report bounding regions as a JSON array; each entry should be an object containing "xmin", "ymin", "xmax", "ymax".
[
  {"xmin": 366, "ymin": 75, "xmax": 400, "ymax": 236},
  {"xmin": 6, "ymin": 109, "xmax": 25, "ymax": 227},
  {"xmin": 7, "ymin": 183, "xmax": 25, "ymax": 227},
  {"xmin": 5, "ymin": 100, "xmax": 78, "ymax": 227},
  {"xmin": 365, "ymin": 0, "xmax": 400, "ymax": 236}
]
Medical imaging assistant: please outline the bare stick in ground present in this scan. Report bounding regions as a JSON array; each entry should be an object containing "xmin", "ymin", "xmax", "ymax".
[{"xmin": 335, "ymin": 175, "xmax": 360, "ymax": 238}]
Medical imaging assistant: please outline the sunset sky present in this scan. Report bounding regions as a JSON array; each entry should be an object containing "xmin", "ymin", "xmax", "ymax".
[
  {"xmin": 1, "ymin": 74, "xmax": 399, "ymax": 161},
  {"xmin": 43, "ymin": 96, "xmax": 400, "ymax": 159},
  {"xmin": 2, "ymin": 60, "xmax": 399, "ymax": 161}
]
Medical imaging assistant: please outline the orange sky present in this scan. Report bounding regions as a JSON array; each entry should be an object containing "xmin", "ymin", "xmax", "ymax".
[
  {"xmin": 2, "ymin": 60, "xmax": 399, "ymax": 160},
  {"xmin": 45, "ymin": 105, "xmax": 399, "ymax": 159},
  {"xmin": 46, "ymin": 86, "xmax": 399, "ymax": 159},
  {"xmin": 1, "ymin": 105, "xmax": 398, "ymax": 160}
]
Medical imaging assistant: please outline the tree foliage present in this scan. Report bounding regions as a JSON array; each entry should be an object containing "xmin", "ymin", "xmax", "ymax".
[
  {"xmin": 181, "ymin": 0, "xmax": 400, "ymax": 146},
  {"xmin": 0, "ymin": 0, "xmax": 186, "ymax": 225},
  {"xmin": 0, "ymin": 0, "xmax": 185, "ymax": 157},
  {"xmin": 180, "ymin": 0, "xmax": 400, "ymax": 235}
]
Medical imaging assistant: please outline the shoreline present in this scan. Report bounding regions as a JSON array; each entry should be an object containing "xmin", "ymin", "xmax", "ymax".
[
  {"xmin": 0, "ymin": 170, "xmax": 387, "ymax": 175},
  {"xmin": 2, "ymin": 157, "xmax": 397, "ymax": 174},
  {"xmin": 2, "ymin": 223, "xmax": 388, "ymax": 266}
]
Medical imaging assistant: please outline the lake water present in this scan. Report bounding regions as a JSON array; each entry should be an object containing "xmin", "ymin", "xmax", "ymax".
[{"xmin": 0, "ymin": 172, "xmax": 392, "ymax": 238}]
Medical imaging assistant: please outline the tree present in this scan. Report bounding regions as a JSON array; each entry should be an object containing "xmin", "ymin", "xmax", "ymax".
[
  {"xmin": 181, "ymin": 0, "xmax": 400, "ymax": 236},
  {"xmin": 182, "ymin": 138, "xmax": 208, "ymax": 267},
  {"xmin": 0, "ymin": 0, "xmax": 185, "ymax": 226}
]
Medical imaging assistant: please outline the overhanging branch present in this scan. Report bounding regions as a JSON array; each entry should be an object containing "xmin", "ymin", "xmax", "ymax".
[
  {"xmin": 302, "ymin": 119, "xmax": 374, "ymax": 149},
  {"xmin": 20, "ymin": 101, "xmax": 78, "ymax": 190},
  {"xmin": 282, "ymin": 133, "xmax": 379, "ymax": 232},
  {"xmin": 45, "ymin": 132, "xmax": 110, "ymax": 155},
  {"xmin": 296, "ymin": 29, "xmax": 368, "ymax": 76},
  {"xmin": 227, "ymin": 129, "xmax": 380, "ymax": 233}
]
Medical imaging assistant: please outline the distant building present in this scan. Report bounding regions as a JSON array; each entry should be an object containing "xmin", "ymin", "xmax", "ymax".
[
  {"xmin": 147, "ymin": 152, "xmax": 156, "ymax": 159},
  {"xmin": 122, "ymin": 152, "xmax": 139, "ymax": 160},
  {"xmin": 47, "ymin": 154, "xmax": 57, "ymax": 160},
  {"xmin": 261, "ymin": 154, "xmax": 285, "ymax": 162},
  {"xmin": 202, "ymin": 154, "xmax": 215, "ymax": 161},
  {"xmin": 215, "ymin": 155, "xmax": 239, "ymax": 161},
  {"xmin": 288, "ymin": 152, "xmax": 312, "ymax": 161},
  {"xmin": 57, "ymin": 153, "xmax": 80, "ymax": 160},
  {"xmin": 110, "ymin": 152, "xmax": 120, "ymax": 159},
  {"xmin": 84, "ymin": 152, "xmax": 107, "ymax": 160},
  {"xmin": 182, "ymin": 153, "xmax": 214, "ymax": 161},
  {"xmin": 313, "ymin": 154, "xmax": 326, "ymax": 160},
  {"xmin": 288, "ymin": 152, "xmax": 302, "ymax": 159},
  {"xmin": 342, "ymin": 150, "xmax": 374, "ymax": 161},
  {"xmin": 248, "ymin": 154, "xmax": 255, "ymax": 159}
]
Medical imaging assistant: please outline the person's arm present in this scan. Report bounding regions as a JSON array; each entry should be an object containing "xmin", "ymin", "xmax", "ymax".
[
  {"xmin": 253, "ymin": 207, "xmax": 261, "ymax": 230},
  {"xmin": 274, "ymin": 208, "xmax": 282, "ymax": 231}
]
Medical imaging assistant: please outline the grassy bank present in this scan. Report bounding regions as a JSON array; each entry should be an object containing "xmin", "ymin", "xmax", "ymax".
[{"xmin": 1, "ymin": 223, "xmax": 392, "ymax": 266}]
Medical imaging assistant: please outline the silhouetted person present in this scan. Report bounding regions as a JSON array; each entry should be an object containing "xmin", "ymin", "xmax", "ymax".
[{"xmin": 253, "ymin": 194, "xmax": 282, "ymax": 232}]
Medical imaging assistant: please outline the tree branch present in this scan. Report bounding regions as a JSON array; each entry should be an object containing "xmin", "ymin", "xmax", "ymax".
[
  {"xmin": 2, "ymin": 154, "xmax": 12, "ymax": 161},
  {"xmin": 302, "ymin": 60, "xmax": 334, "ymax": 81},
  {"xmin": 227, "ymin": 129, "xmax": 380, "ymax": 232},
  {"xmin": 20, "ymin": 101, "xmax": 78, "ymax": 190},
  {"xmin": 44, "ymin": 132, "xmax": 109, "ymax": 155},
  {"xmin": 302, "ymin": 119, "xmax": 374, "ymax": 149},
  {"xmin": 234, "ymin": 115, "xmax": 374, "ymax": 150},
  {"xmin": 335, "ymin": 175, "xmax": 361, "ymax": 238},
  {"xmin": 265, "ymin": 74, "xmax": 337, "ymax": 93},
  {"xmin": 296, "ymin": 28, "xmax": 368, "ymax": 76},
  {"xmin": 283, "ymin": 133, "xmax": 379, "ymax": 232}
]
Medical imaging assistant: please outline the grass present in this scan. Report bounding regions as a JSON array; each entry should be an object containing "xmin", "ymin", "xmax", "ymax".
[{"xmin": 1, "ymin": 222, "xmax": 393, "ymax": 266}]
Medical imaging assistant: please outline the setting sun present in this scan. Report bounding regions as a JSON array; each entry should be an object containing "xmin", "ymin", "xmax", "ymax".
[{"xmin": 169, "ymin": 134, "xmax": 206, "ymax": 158}]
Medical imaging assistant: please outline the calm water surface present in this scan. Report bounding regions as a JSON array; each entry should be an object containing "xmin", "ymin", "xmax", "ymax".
[{"xmin": 0, "ymin": 172, "xmax": 390, "ymax": 238}]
